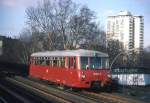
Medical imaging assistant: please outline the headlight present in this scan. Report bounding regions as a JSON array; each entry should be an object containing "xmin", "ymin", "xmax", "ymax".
[
  {"xmin": 81, "ymin": 74, "xmax": 86, "ymax": 79},
  {"xmin": 108, "ymin": 74, "xmax": 112, "ymax": 78}
]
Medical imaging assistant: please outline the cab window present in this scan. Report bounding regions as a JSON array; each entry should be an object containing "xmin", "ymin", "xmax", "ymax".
[
  {"xmin": 90, "ymin": 57, "xmax": 101, "ymax": 69},
  {"xmin": 80, "ymin": 57, "xmax": 88, "ymax": 70}
]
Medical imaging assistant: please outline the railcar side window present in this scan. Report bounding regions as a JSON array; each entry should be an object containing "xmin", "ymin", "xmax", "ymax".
[
  {"xmin": 61, "ymin": 57, "xmax": 65, "ymax": 67},
  {"xmin": 32, "ymin": 56, "xmax": 65, "ymax": 68},
  {"xmin": 74, "ymin": 57, "xmax": 76, "ymax": 68},
  {"xmin": 48, "ymin": 57, "xmax": 65, "ymax": 67},
  {"xmin": 37, "ymin": 59, "xmax": 40, "ymax": 65},
  {"xmin": 50, "ymin": 60, "xmax": 53, "ymax": 66},
  {"xmin": 46, "ymin": 60, "xmax": 49, "ymax": 65},
  {"xmin": 40, "ymin": 59, "xmax": 45, "ymax": 66},
  {"xmin": 35, "ymin": 59, "xmax": 37, "ymax": 65},
  {"xmin": 68, "ymin": 57, "xmax": 70, "ymax": 68},
  {"xmin": 53, "ymin": 60, "xmax": 57, "ymax": 66},
  {"xmin": 57, "ymin": 57, "xmax": 61, "ymax": 67},
  {"xmin": 32, "ymin": 59, "xmax": 35, "ymax": 64}
]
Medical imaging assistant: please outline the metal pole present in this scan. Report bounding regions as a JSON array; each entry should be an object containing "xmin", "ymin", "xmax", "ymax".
[
  {"xmin": 110, "ymin": 48, "xmax": 138, "ymax": 70},
  {"xmin": 110, "ymin": 52, "xmax": 124, "ymax": 70}
]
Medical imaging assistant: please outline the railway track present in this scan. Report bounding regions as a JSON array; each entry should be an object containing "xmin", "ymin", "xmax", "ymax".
[
  {"xmin": 0, "ymin": 84, "xmax": 22, "ymax": 103},
  {"xmin": 6, "ymin": 76, "xmax": 99, "ymax": 103},
  {"xmin": 14, "ymin": 76, "xmax": 144, "ymax": 103},
  {"xmin": 83, "ymin": 91, "xmax": 145, "ymax": 103},
  {"xmin": 0, "ymin": 78, "xmax": 50, "ymax": 103},
  {"xmin": 28, "ymin": 76, "xmax": 145, "ymax": 103}
]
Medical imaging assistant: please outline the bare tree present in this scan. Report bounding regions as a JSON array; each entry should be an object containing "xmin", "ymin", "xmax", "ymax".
[
  {"xmin": 143, "ymin": 46, "xmax": 150, "ymax": 68},
  {"xmin": 25, "ymin": 0, "xmax": 77, "ymax": 50},
  {"xmin": 17, "ymin": 0, "xmax": 106, "ymax": 64},
  {"xmin": 68, "ymin": 6, "xmax": 105, "ymax": 49},
  {"xmin": 107, "ymin": 40, "xmax": 124, "ymax": 67},
  {"xmin": 24, "ymin": 0, "xmax": 105, "ymax": 50}
]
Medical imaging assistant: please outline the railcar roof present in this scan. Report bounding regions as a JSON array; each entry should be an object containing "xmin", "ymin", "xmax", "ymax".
[{"xmin": 31, "ymin": 49, "xmax": 108, "ymax": 57}]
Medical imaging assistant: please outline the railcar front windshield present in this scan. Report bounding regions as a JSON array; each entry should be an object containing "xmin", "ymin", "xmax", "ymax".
[
  {"xmin": 80, "ymin": 57, "xmax": 108, "ymax": 70},
  {"xmin": 90, "ymin": 57, "xmax": 101, "ymax": 69}
]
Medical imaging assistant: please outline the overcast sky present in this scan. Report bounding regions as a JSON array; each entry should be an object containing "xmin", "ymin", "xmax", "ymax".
[{"xmin": 0, "ymin": 0, "xmax": 150, "ymax": 47}]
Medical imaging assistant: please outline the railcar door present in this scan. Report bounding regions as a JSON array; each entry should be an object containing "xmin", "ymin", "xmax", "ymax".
[{"xmin": 67, "ymin": 57, "xmax": 78, "ymax": 87}]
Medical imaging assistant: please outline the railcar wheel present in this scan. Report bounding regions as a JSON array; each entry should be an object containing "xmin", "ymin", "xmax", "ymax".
[
  {"xmin": 105, "ymin": 85, "xmax": 113, "ymax": 93},
  {"xmin": 112, "ymin": 78, "xmax": 119, "ymax": 91},
  {"xmin": 57, "ymin": 84, "xmax": 66, "ymax": 90},
  {"xmin": 70, "ymin": 87, "xmax": 81, "ymax": 92}
]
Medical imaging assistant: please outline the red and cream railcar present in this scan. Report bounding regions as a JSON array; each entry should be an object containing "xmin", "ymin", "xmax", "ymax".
[{"xmin": 29, "ymin": 49, "xmax": 112, "ymax": 89}]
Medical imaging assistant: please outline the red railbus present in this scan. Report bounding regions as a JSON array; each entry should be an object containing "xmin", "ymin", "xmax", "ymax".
[{"xmin": 29, "ymin": 49, "xmax": 112, "ymax": 89}]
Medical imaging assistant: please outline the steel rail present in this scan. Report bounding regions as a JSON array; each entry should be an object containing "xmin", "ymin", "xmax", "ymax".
[
  {"xmin": 0, "ymin": 83, "xmax": 33, "ymax": 103},
  {"xmin": 12, "ymin": 76, "xmax": 144, "ymax": 103},
  {"xmin": 5, "ymin": 77, "xmax": 71, "ymax": 103},
  {"xmin": 100, "ymin": 92, "xmax": 144, "ymax": 103},
  {"xmin": 8, "ymin": 76, "xmax": 99, "ymax": 103},
  {"xmin": 27, "ymin": 76, "xmax": 105, "ymax": 103},
  {"xmin": 0, "ymin": 78, "xmax": 50, "ymax": 103},
  {"xmin": 83, "ymin": 91, "xmax": 145, "ymax": 103}
]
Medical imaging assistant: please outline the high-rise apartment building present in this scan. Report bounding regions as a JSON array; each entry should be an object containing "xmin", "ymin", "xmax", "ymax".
[{"xmin": 106, "ymin": 11, "xmax": 144, "ymax": 65}]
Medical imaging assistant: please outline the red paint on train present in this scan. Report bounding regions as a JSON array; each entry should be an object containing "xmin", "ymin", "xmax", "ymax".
[{"xmin": 29, "ymin": 49, "xmax": 112, "ymax": 89}]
